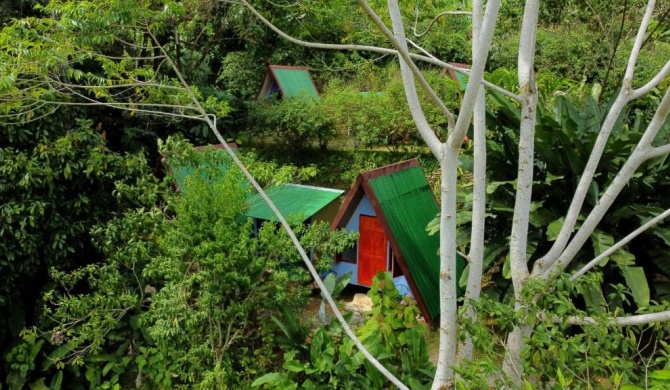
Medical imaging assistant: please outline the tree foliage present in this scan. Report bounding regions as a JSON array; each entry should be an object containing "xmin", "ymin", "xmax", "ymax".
[
  {"xmin": 4, "ymin": 138, "xmax": 358, "ymax": 389},
  {"xmin": 254, "ymin": 272, "xmax": 435, "ymax": 389}
]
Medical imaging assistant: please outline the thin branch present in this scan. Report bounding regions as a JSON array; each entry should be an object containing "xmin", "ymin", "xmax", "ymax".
[
  {"xmin": 546, "ymin": 85, "xmax": 670, "ymax": 277},
  {"xmin": 235, "ymin": 0, "xmax": 520, "ymax": 102},
  {"xmin": 541, "ymin": 310, "xmax": 670, "ymax": 326},
  {"xmin": 0, "ymin": 105, "xmax": 60, "ymax": 125},
  {"xmin": 570, "ymin": 208, "xmax": 670, "ymax": 281},
  {"xmin": 502, "ymin": 0, "xmax": 539, "ymax": 385},
  {"xmin": 357, "ymin": 0, "xmax": 454, "ymax": 134},
  {"xmin": 534, "ymin": 1, "xmax": 661, "ymax": 275},
  {"xmin": 631, "ymin": 58, "xmax": 670, "ymax": 99},
  {"xmin": 359, "ymin": 0, "xmax": 443, "ymax": 156},
  {"xmin": 43, "ymin": 80, "xmax": 184, "ymax": 92},
  {"xmin": 600, "ymin": 0, "xmax": 629, "ymax": 91},
  {"xmin": 146, "ymin": 28, "xmax": 411, "ymax": 390},
  {"xmin": 28, "ymin": 97, "xmax": 204, "ymax": 121},
  {"xmin": 447, "ymin": 0, "xmax": 500, "ymax": 149},
  {"xmin": 413, "ymin": 10, "xmax": 472, "ymax": 38},
  {"xmin": 0, "ymin": 102, "xmax": 49, "ymax": 117},
  {"xmin": 459, "ymin": 0, "xmax": 487, "ymax": 362},
  {"xmin": 508, "ymin": 0, "xmax": 539, "ymax": 290},
  {"xmin": 641, "ymin": 5, "xmax": 670, "ymax": 48},
  {"xmin": 648, "ymin": 143, "xmax": 670, "ymax": 159},
  {"xmin": 622, "ymin": 0, "xmax": 657, "ymax": 88},
  {"xmin": 456, "ymin": 66, "xmax": 521, "ymax": 100},
  {"xmin": 42, "ymin": 91, "xmax": 201, "ymax": 113}
]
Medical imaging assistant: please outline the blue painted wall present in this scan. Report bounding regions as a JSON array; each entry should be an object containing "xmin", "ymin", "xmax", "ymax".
[
  {"xmin": 331, "ymin": 194, "xmax": 410, "ymax": 295},
  {"xmin": 332, "ymin": 195, "xmax": 379, "ymax": 286}
]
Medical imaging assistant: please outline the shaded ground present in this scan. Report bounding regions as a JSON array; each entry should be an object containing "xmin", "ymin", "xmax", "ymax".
[
  {"xmin": 302, "ymin": 284, "xmax": 370, "ymax": 326},
  {"xmin": 301, "ymin": 284, "xmax": 440, "ymax": 365}
]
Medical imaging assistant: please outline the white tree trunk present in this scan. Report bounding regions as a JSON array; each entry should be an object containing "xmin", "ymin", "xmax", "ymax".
[
  {"xmin": 459, "ymin": 0, "xmax": 487, "ymax": 362},
  {"xmin": 433, "ymin": 149, "xmax": 461, "ymax": 388},
  {"xmin": 502, "ymin": 320, "xmax": 534, "ymax": 386},
  {"xmin": 503, "ymin": 0, "xmax": 539, "ymax": 385}
]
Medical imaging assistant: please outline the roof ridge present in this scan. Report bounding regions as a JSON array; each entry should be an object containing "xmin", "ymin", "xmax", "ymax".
[{"xmin": 359, "ymin": 158, "xmax": 420, "ymax": 181}]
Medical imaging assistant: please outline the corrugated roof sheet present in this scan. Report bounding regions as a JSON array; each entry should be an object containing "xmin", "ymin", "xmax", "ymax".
[
  {"xmin": 246, "ymin": 184, "xmax": 343, "ymax": 222},
  {"xmin": 169, "ymin": 148, "xmax": 235, "ymax": 193},
  {"xmin": 446, "ymin": 63, "xmax": 470, "ymax": 90},
  {"xmin": 271, "ymin": 68, "xmax": 319, "ymax": 100},
  {"xmin": 368, "ymin": 166, "xmax": 464, "ymax": 319}
]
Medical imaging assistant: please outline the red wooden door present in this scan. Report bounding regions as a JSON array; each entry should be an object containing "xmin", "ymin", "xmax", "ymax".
[{"xmin": 358, "ymin": 215, "xmax": 388, "ymax": 286}]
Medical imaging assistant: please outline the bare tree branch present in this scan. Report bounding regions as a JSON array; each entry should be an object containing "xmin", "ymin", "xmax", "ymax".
[
  {"xmin": 413, "ymin": 9, "xmax": 472, "ymax": 38},
  {"xmin": 143, "ymin": 27, "xmax": 411, "ymax": 390},
  {"xmin": 503, "ymin": 0, "xmax": 542, "ymax": 385},
  {"xmin": 570, "ymin": 208, "xmax": 670, "ymax": 281},
  {"xmin": 534, "ymin": 0, "xmax": 660, "ymax": 275},
  {"xmin": 546, "ymin": 84, "xmax": 670, "ymax": 277},
  {"xmin": 541, "ymin": 310, "xmax": 670, "ymax": 326},
  {"xmin": 446, "ymin": 0, "xmax": 500, "ymax": 149},
  {"xmin": 648, "ymin": 143, "xmax": 670, "ymax": 159},
  {"xmin": 234, "ymin": 0, "xmax": 521, "ymax": 102},
  {"xmin": 359, "ymin": 0, "xmax": 444, "ymax": 156},
  {"xmin": 459, "ymin": 0, "xmax": 487, "ymax": 362},
  {"xmin": 631, "ymin": 58, "xmax": 670, "ymax": 99}
]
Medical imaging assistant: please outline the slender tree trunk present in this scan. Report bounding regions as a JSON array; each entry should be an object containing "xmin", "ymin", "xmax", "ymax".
[
  {"xmin": 459, "ymin": 0, "xmax": 487, "ymax": 361},
  {"xmin": 502, "ymin": 318, "xmax": 535, "ymax": 386},
  {"xmin": 433, "ymin": 148, "xmax": 460, "ymax": 389},
  {"xmin": 503, "ymin": 83, "xmax": 538, "ymax": 386},
  {"xmin": 503, "ymin": 1, "xmax": 539, "ymax": 385}
]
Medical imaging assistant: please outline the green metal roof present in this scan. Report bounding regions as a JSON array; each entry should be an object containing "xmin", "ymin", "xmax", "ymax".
[
  {"xmin": 455, "ymin": 72, "xmax": 469, "ymax": 89},
  {"xmin": 368, "ymin": 166, "xmax": 464, "ymax": 319},
  {"xmin": 246, "ymin": 184, "xmax": 343, "ymax": 222},
  {"xmin": 446, "ymin": 63, "xmax": 470, "ymax": 90},
  {"xmin": 271, "ymin": 68, "xmax": 319, "ymax": 100},
  {"xmin": 167, "ymin": 145, "xmax": 237, "ymax": 193}
]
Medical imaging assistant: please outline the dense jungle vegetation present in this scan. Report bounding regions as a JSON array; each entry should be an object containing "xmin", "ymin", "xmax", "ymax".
[{"xmin": 2, "ymin": 0, "xmax": 670, "ymax": 388}]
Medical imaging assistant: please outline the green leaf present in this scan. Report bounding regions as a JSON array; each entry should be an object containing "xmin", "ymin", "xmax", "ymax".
[
  {"xmin": 503, "ymin": 253, "xmax": 511, "ymax": 279},
  {"xmin": 42, "ymin": 343, "xmax": 68, "ymax": 370},
  {"xmin": 251, "ymin": 373, "xmax": 290, "ymax": 387},
  {"xmin": 282, "ymin": 360, "xmax": 304, "ymax": 373},
  {"xmin": 426, "ymin": 214, "xmax": 440, "ymax": 235},
  {"xmin": 652, "ymin": 227, "xmax": 670, "ymax": 247},
  {"xmin": 620, "ymin": 266, "xmax": 650, "ymax": 307},
  {"xmin": 612, "ymin": 250, "xmax": 635, "ymax": 267},
  {"xmin": 49, "ymin": 371, "xmax": 63, "ymax": 390},
  {"xmin": 86, "ymin": 354, "xmax": 115, "ymax": 362},
  {"xmin": 649, "ymin": 370, "xmax": 670, "ymax": 380},
  {"xmin": 102, "ymin": 362, "xmax": 115, "ymax": 376},
  {"xmin": 321, "ymin": 273, "xmax": 336, "ymax": 295},
  {"xmin": 576, "ymin": 283, "xmax": 607, "ymax": 313},
  {"xmin": 456, "ymin": 210, "xmax": 472, "ymax": 226},
  {"xmin": 85, "ymin": 367, "xmax": 97, "ymax": 385},
  {"xmin": 486, "ymin": 180, "xmax": 515, "ymax": 195},
  {"xmin": 7, "ymin": 371, "xmax": 26, "ymax": 390},
  {"xmin": 547, "ymin": 217, "xmax": 565, "ymax": 242},
  {"xmin": 482, "ymin": 243, "xmax": 507, "ymax": 269},
  {"xmin": 591, "ymin": 230, "xmax": 614, "ymax": 265},
  {"xmin": 458, "ymin": 265, "xmax": 469, "ymax": 289},
  {"xmin": 27, "ymin": 378, "xmax": 48, "ymax": 390}
]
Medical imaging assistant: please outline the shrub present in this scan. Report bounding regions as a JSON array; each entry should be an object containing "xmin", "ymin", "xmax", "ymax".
[{"xmin": 247, "ymin": 95, "xmax": 335, "ymax": 153}]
